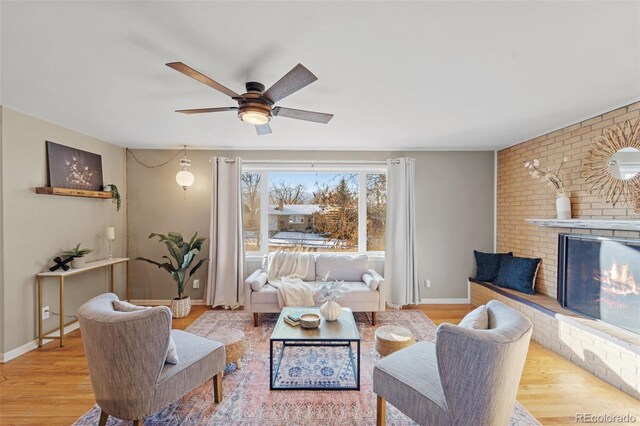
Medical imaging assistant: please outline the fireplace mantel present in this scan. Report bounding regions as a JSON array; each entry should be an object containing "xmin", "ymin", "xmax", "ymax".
[{"xmin": 526, "ymin": 218, "xmax": 640, "ymax": 231}]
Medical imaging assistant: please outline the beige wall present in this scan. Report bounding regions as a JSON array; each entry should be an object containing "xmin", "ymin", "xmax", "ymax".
[
  {"xmin": 497, "ymin": 101, "xmax": 640, "ymax": 298},
  {"xmin": 128, "ymin": 149, "xmax": 495, "ymax": 301},
  {"xmin": 0, "ymin": 108, "xmax": 4, "ymax": 352},
  {"xmin": 1, "ymin": 108, "xmax": 126, "ymax": 354}
]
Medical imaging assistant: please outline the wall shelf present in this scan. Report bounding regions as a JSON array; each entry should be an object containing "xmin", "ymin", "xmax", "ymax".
[
  {"xmin": 35, "ymin": 187, "xmax": 113, "ymax": 199},
  {"xmin": 526, "ymin": 218, "xmax": 640, "ymax": 232}
]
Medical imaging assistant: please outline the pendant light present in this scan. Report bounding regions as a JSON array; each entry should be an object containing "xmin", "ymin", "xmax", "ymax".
[{"xmin": 176, "ymin": 145, "xmax": 195, "ymax": 195}]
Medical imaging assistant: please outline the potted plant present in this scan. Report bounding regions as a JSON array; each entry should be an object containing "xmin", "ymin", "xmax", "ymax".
[
  {"xmin": 136, "ymin": 232, "xmax": 207, "ymax": 318},
  {"xmin": 62, "ymin": 243, "xmax": 92, "ymax": 268},
  {"xmin": 103, "ymin": 183, "xmax": 121, "ymax": 212}
]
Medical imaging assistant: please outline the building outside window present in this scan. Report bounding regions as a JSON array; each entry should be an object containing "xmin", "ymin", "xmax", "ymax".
[{"xmin": 241, "ymin": 166, "xmax": 386, "ymax": 255}]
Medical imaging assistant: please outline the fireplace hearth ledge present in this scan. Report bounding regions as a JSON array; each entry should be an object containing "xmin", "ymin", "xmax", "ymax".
[
  {"xmin": 526, "ymin": 218, "xmax": 640, "ymax": 231},
  {"xmin": 470, "ymin": 279, "xmax": 640, "ymax": 399}
]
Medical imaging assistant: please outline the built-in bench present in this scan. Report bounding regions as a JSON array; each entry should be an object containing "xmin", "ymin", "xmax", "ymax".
[{"xmin": 469, "ymin": 279, "xmax": 640, "ymax": 400}]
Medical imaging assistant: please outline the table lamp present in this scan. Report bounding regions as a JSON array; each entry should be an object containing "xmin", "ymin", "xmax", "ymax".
[{"xmin": 106, "ymin": 227, "xmax": 116, "ymax": 259}]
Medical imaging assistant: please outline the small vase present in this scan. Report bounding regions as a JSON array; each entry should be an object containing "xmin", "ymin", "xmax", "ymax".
[
  {"xmin": 171, "ymin": 296, "xmax": 191, "ymax": 318},
  {"xmin": 320, "ymin": 300, "xmax": 342, "ymax": 321},
  {"xmin": 556, "ymin": 192, "xmax": 571, "ymax": 220},
  {"xmin": 71, "ymin": 256, "xmax": 86, "ymax": 269}
]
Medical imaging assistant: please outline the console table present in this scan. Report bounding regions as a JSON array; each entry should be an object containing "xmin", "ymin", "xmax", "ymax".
[{"xmin": 36, "ymin": 258, "xmax": 129, "ymax": 347}]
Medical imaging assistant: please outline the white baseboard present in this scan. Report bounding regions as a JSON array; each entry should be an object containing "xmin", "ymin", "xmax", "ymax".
[
  {"xmin": 419, "ymin": 298, "xmax": 470, "ymax": 304},
  {"xmin": 0, "ymin": 322, "xmax": 80, "ymax": 363},
  {"xmin": 129, "ymin": 299, "xmax": 208, "ymax": 306}
]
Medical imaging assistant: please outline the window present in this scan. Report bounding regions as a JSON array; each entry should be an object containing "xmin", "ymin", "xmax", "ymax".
[{"xmin": 241, "ymin": 167, "xmax": 386, "ymax": 255}]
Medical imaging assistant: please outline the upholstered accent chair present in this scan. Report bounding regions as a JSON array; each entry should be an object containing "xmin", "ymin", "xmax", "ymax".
[
  {"xmin": 373, "ymin": 300, "xmax": 533, "ymax": 426},
  {"xmin": 77, "ymin": 293, "xmax": 226, "ymax": 426}
]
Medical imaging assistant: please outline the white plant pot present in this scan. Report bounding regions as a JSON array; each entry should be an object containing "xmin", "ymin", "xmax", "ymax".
[
  {"xmin": 556, "ymin": 192, "xmax": 571, "ymax": 220},
  {"xmin": 320, "ymin": 300, "xmax": 342, "ymax": 321},
  {"xmin": 171, "ymin": 296, "xmax": 191, "ymax": 318},
  {"xmin": 71, "ymin": 256, "xmax": 86, "ymax": 269}
]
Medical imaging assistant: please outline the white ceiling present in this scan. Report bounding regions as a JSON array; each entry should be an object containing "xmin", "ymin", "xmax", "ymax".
[{"xmin": 1, "ymin": 1, "xmax": 639, "ymax": 151}]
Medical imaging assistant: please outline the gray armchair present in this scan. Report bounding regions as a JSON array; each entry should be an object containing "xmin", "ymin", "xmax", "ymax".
[
  {"xmin": 373, "ymin": 300, "xmax": 532, "ymax": 426},
  {"xmin": 78, "ymin": 293, "xmax": 225, "ymax": 426}
]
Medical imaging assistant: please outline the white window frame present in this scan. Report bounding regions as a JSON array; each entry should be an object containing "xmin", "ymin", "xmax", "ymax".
[{"xmin": 242, "ymin": 162, "xmax": 386, "ymax": 258}]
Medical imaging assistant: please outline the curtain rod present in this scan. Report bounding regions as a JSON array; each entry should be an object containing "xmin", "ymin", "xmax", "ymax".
[{"xmin": 209, "ymin": 158, "xmax": 400, "ymax": 165}]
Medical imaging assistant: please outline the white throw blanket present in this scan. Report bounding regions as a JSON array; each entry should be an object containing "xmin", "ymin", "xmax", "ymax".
[
  {"xmin": 267, "ymin": 251, "xmax": 315, "ymax": 307},
  {"xmin": 267, "ymin": 251, "xmax": 311, "ymax": 281},
  {"xmin": 269, "ymin": 277, "xmax": 316, "ymax": 308}
]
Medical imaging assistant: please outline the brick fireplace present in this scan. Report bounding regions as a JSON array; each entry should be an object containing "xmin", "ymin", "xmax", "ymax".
[{"xmin": 491, "ymin": 101, "xmax": 640, "ymax": 399}]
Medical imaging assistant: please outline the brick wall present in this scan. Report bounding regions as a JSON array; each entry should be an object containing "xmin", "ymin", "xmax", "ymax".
[{"xmin": 497, "ymin": 101, "xmax": 640, "ymax": 298}]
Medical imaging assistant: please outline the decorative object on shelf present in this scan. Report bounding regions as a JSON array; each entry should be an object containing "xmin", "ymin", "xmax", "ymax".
[
  {"xmin": 62, "ymin": 243, "xmax": 92, "ymax": 268},
  {"xmin": 135, "ymin": 231, "xmax": 208, "ymax": 318},
  {"xmin": 106, "ymin": 227, "xmax": 116, "ymax": 259},
  {"xmin": 49, "ymin": 256, "xmax": 73, "ymax": 272},
  {"xmin": 583, "ymin": 119, "xmax": 640, "ymax": 213},
  {"xmin": 299, "ymin": 313, "xmax": 321, "ymax": 329},
  {"xmin": 524, "ymin": 156, "xmax": 571, "ymax": 219},
  {"xmin": 556, "ymin": 192, "xmax": 571, "ymax": 220},
  {"xmin": 46, "ymin": 141, "xmax": 103, "ymax": 191},
  {"xmin": 102, "ymin": 183, "xmax": 121, "ymax": 211},
  {"xmin": 316, "ymin": 273, "xmax": 346, "ymax": 321},
  {"xmin": 175, "ymin": 145, "xmax": 195, "ymax": 197}
]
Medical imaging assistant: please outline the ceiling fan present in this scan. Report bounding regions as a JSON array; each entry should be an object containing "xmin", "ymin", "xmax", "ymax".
[{"xmin": 166, "ymin": 62, "xmax": 334, "ymax": 135}]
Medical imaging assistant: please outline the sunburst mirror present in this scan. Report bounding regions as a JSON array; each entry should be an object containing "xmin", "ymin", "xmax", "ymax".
[{"xmin": 583, "ymin": 119, "xmax": 640, "ymax": 213}]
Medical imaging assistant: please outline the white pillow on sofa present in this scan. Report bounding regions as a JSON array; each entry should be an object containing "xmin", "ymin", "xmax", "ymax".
[
  {"xmin": 362, "ymin": 273, "xmax": 379, "ymax": 290},
  {"xmin": 315, "ymin": 254, "xmax": 368, "ymax": 282},
  {"xmin": 250, "ymin": 271, "xmax": 269, "ymax": 291}
]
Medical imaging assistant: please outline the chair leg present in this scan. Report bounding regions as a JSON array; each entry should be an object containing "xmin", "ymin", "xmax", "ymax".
[
  {"xmin": 132, "ymin": 418, "xmax": 143, "ymax": 426},
  {"xmin": 253, "ymin": 313, "xmax": 259, "ymax": 327},
  {"xmin": 98, "ymin": 411, "xmax": 109, "ymax": 426},
  {"xmin": 213, "ymin": 372, "xmax": 223, "ymax": 403},
  {"xmin": 371, "ymin": 312, "xmax": 377, "ymax": 325},
  {"xmin": 236, "ymin": 358, "xmax": 242, "ymax": 369},
  {"xmin": 376, "ymin": 395, "xmax": 386, "ymax": 426}
]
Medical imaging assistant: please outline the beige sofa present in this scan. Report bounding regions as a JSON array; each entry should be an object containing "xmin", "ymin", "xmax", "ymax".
[{"xmin": 244, "ymin": 253, "xmax": 385, "ymax": 326}]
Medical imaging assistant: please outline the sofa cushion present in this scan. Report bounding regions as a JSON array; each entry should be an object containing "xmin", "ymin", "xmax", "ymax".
[
  {"xmin": 458, "ymin": 305, "xmax": 488, "ymax": 329},
  {"xmin": 252, "ymin": 282, "xmax": 378, "ymax": 306},
  {"xmin": 493, "ymin": 256, "xmax": 541, "ymax": 295},
  {"xmin": 315, "ymin": 254, "xmax": 368, "ymax": 281}
]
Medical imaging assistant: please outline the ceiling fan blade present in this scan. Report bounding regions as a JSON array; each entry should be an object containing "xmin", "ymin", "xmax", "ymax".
[
  {"xmin": 256, "ymin": 123, "xmax": 272, "ymax": 135},
  {"xmin": 263, "ymin": 64, "xmax": 318, "ymax": 103},
  {"xmin": 175, "ymin": 107, "xmax": 238, "ymax": 114},
  {"xmin": 166, "ymin": 62, "xmax": 240, "ymax": 98},
  {"xmin": 273, "ymin": 106, "xmax": 333, "ymax": 124}
]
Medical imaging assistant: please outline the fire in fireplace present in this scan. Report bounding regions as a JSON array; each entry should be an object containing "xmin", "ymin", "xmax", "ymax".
[{"xmin": 558, "ymin": 234, "xmax": 640, "ymax": 335}]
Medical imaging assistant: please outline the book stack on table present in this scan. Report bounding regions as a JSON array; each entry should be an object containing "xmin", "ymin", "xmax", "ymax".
[{"xmin": 283, "ymin": 310, "xmax": 306, "ymax": 326}]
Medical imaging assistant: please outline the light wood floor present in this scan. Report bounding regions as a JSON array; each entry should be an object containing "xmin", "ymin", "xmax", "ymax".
[{"xmin": 1, "ymin": 305, "xmax": 638, "ymax": 425}]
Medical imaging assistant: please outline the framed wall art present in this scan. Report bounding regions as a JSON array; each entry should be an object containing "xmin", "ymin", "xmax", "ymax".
[{"xmin": 46, "ymin": 141, "xmax": 104, "ymax": 191}]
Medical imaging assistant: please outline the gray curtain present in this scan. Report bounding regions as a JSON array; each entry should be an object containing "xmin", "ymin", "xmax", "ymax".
[
  {"xmin": 206, "ymin": 157, "xmax": 245, "ymax": 308},
  {"xmin": 385, "ymin": 158, "xmax": 420, "ymax": 307}
]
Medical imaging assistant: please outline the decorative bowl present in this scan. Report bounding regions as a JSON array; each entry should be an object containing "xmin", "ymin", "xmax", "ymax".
[{"xmin": 300, "ymin": 313, "xmax": 321, "ymax": 329}]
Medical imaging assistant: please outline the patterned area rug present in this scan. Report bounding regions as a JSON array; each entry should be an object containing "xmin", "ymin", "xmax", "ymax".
[{"xmin": 75, "ymin": 310, "xmax": 540, "ymax": 425}]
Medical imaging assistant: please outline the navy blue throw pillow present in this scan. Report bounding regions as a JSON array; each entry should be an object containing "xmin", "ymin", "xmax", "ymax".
[
  {"xmin": 474, "ymin": 251, "xmax": 513, "ymax": 282},
  {"xmin": 493, "ymin": 256, "xmax": 541, "ymax": 295}
]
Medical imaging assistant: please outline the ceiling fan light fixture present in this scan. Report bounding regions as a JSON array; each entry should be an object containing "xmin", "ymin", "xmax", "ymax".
[{"xmin": 239, "ymin": 109, "xmax": 270, "ymax": 125}]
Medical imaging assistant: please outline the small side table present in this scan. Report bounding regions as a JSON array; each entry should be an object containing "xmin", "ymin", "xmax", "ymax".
[
  {"xmin": 375, "ymin": 325, "xmax": 416, "ymax": 357},
  {"xmin": 36, "ymin": 258, "xmax": 129, "ymax": 347},
  {"xmin": 209, "ymin": 328, "xmax": 246, "ymax": 370}
]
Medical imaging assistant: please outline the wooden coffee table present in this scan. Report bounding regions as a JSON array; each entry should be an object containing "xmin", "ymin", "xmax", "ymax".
[{"xmin": 270, "ymin": 307, "xmax": 361, "ymax": 391}]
